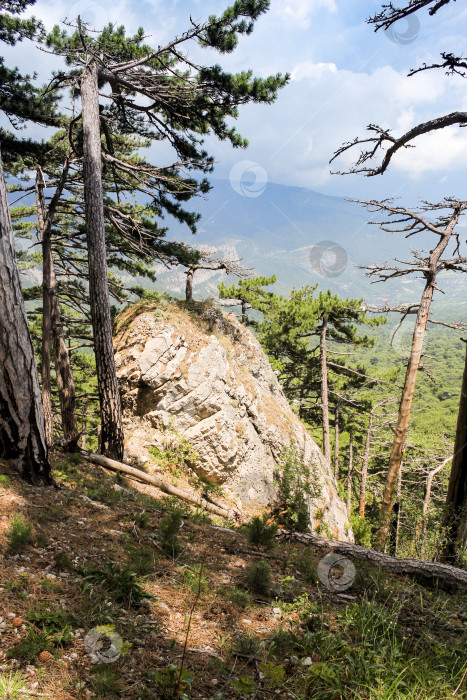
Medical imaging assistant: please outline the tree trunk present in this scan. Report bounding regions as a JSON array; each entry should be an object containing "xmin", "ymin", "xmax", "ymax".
[
  {"xmin": 35, "ymin": 168, "xmax": 79, "ymax": 450},
  {"xmin": 395, "ymin": 463, "xmax": 402, "ymax": 556},
  {"xmin": 35, "ymin": 172, "xmax": 53, "ymax": 447},
  {"xmin": 347, "ymin": 432, "xmax": 353, "ymax": 517},
  {"xmin": 241, "ymin": 298, "xmax": 248, "ymax": 324},
  {"xmin": 186, "ymin": 267, "xmax": 194, "ymax": 301},
  {"xmin": 0, "ymin": 150, "xmax": 51, "ymax": 482},
  {"xmin": 359, "ymin": 412, "xmax": 373, "ymax": 517},
  {"xmin": 375, "ymin": 282, "xmax": 433, "ymax": 549},
  {"xmin": 280, "ymin": 530, "xmax": 467, "ymax": 592},
  {"xmin": 320, "ymin": 316, "xmax": 331, "ymax": 463},
  {"xmin": 81, "ymin": 61, "xmax": 124, "ymax": 460},
  {"xmin": 334, "ymin": 403, "xmax": 340, "ymax": 481},
  {"xmin": 443, "ymin": 345, "xmax": 467, "ymax": 563}
]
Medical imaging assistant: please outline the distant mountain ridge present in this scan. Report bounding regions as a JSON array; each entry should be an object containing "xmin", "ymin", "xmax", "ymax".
[{"xmin": 152, "ymin": 178, "xmax": 466, "ymax": 319}]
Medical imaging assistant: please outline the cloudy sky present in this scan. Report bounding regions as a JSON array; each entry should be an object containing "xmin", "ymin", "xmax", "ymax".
[{"xmin": 9, "ymin": 0, "xmax": 467, "ymax": 203}]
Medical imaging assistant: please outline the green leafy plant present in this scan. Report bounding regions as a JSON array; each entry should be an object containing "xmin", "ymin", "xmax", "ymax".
[
  {"xmin": 148, "ymin": 664, "xmax": 193, "ymax": 700},
  {"xmin": 244, "ymin": 514, "xmax": 277, "ymax": 550},
  {"xmin": 260, "ymin": 661, "xmax": 285, "ymax": 688},
  {"xmin": 81, "ymin": 562, "xmax": 154, "ymax": 606},
  {"xmin": 5, "ymin": 516, "xmax": 32, "ymax": 552},
  {"xmin": 6, "ymin": 628, "xmax": 54, "ymax": 662},
  {"xmin": 126, "ymin": 544, "xmax": 154, "ymax": 576},
  {"xmin": 245, "ymin": 560, "xmax": 272, "ymax": 596},
  {"xmin": 230, "ymin": 675, "xmax": 255, "ymax": 696}
]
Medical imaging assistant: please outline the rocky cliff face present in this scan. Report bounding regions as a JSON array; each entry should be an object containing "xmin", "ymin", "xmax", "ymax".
[{"xmin": 115, "ymin": 302, "xmax": 352, "ymax": 541}]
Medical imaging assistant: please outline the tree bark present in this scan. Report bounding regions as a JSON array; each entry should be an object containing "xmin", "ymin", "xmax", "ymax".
[
  {"xmin": 80, "ymin": 450, "xmax": 238, "ymax": 520},
  {"xmin": 0, "ymin": 150, "xmax": 51, "ymax": 482},
  {"xmin": 81, "ymin": 60, "xmax": 124, "ymax": 460},
  {"xmin": 334, "ymin": 403, "xmax": 340, "ymax": 481},
  {"xmin": 347, "ymin": 432, "xmax": 353, "ymax": 517},
  {"xmin": 320, "ymin": 316, "xmax": 331, "ymax": 463},
  {"xmin": 280, "ymin": 529, "xmax": 467, "ymax": 592},
  {"xmin": 359, "ymin": 412, "xmax": 373, "ymax": 517},
  {"xmin": 35, "ymin": 172, "xmax": 53, "ymax": 447},
  {"xmin": 35, "ymin": 167, "xmax": 79, "ymax": 450},
  {"xmin": 375, "ymin": 283, "xmax": 433, "ymax": 549},
  {"xmin": 241, "ymin": 298, "xmax": 248, "ymax": 324},
  {"xmin": 375, "ymin": 208, "xmax": 460, "ymax": 551},
  {"xmin": 186, "ymin": 267, "xmax": 194, "ymax": 301},
  {"xmin": 443, "ymin": 345, "xmax": 467, "ymax": 563}
]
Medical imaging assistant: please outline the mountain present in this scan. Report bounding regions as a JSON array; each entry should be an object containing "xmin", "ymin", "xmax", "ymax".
[{"xmin": 152, "ymin": 179, "xmax": 467, "ymax": 319}]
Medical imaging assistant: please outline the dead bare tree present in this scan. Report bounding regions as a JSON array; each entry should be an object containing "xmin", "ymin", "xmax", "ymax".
[
  {"xmin": 355, "ymin": 198, "xmax": 467, "ymax": 549},
  {"xmin": 184, "ymin": 248, "xmax": 252, "ymax": 302}
]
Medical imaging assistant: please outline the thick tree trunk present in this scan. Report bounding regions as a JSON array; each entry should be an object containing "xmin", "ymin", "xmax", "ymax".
[
  {"xmin": 320, "ymin": 316, "xmax": 331, "ymax": 463},
  {"xmin": 0, "ymin": 150, "xmax": 51, "ymax": 482},
  {"xmin": 334, "ymin": 403, "xmax": 340, "ymax": 481},
  {"xmin": 35, "ymin": 173, "xmax": 53, "ymax": 447},
  {"xmin": 81, "ymin": 61, "xmax": 124, "ymax": 460},
  {"xmin": 375, "ymin": 283, "xmax": 433, "ymax": 549},
  {"xmin": 280, "ymin": 530, "xmax": 467, "ymax": 592},
  {"xmin": 347, "ymin": 433, "xmax": 353, "ymax": 517},
  {"xmin": 395, "ymin": 464, "xmax": 402, "ymax": 556},
  {"xmin": 359, "ymin": 412, "xmax": 373, "ymax": 517},
  {"xmin": 186, "ymin": 267, "xmax": 194, "ymax": 301},
  {"xmin": 35, "ymin": 168, "xmax": 79, "ymax": 450},
  {"xmin": 443, "ymin": 346, "xmax": 467, "ymax": 563}
]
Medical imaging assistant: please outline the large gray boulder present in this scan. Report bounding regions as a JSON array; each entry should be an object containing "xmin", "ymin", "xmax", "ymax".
[{"xmin": 115, "ymin": 305, "xmax": 352, "ymax": 541}]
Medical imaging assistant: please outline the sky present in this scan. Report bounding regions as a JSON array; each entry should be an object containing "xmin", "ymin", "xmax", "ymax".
[{"xmin": 8, "ymin": 0, "xmax": 467, "ymax": 204}]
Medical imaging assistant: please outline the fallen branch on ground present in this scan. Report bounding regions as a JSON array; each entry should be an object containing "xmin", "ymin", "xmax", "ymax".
[
  {"xmin": 280, "ymin": 530, "xmax": 467, "ymax": 592},
  {"xmin": 79, "ymin": 450, "xmax": 239, "ymax": 520}
]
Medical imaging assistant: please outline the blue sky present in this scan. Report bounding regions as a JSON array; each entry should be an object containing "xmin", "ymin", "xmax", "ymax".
[{"xmin": 12, "ymin": 0, "xmax": 467, "ymax": 203}]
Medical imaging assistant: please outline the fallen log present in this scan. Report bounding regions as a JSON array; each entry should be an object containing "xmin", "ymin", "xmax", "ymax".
[
  {"xmin": 280, "ymin": 530, "xmax": 467, "ymax": 592},
  {"xmin": 79, "ymin": 450, "xmax": 238, "ymax": 520}
]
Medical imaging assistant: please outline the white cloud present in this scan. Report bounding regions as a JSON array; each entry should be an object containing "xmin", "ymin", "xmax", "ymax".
[{"xmin": 275, "ymin": 0, "xmax": 337, "ymax": 29}]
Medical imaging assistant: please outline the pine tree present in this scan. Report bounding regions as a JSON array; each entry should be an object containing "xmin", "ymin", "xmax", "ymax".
[
  {"xmin": 44, "ymin": 6, "xmax": 288, "ymax": 459},
  {"xmin": 218, "ymin": 274, "xmax": 277, "ymax": 323},
  {"xmin": 0, "ymin": 0, "xmax": 59, "ymax": 480}
]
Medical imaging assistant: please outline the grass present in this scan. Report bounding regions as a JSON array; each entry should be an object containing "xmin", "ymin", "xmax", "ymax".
[
  {"xmin": 4, "ymin": 516, "xmax": 32, "ymax": 552},
  {"xmin": 0, "ymin": 671, "xmax": 29, "ymax": 699}
]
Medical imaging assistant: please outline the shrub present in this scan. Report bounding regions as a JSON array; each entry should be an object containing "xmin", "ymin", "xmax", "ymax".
[
  {"xmin": 229, "ymin": 588, "xmax": 252, "ymax": 608},
  {"xmin": 0, "ymin": 474, "xmax": 10, "ymax": 488},
  {"xmin": 274, "ymin": 444, "xmax": 317, "ymax": 532},
  {"xmin": 5, "ymin": 516, "xmax": 32, "ymax": 552},
  {"xmin": 245, "ymin": 560, "xmax": 272, "ymax": 596},
  {"xmin": 158, "ymin": 511, "xmax": 183, "ymax": 558},
  {"xmin": 349, "ymin": 514, "xmax": 372, "ymax": 547},
  {"xmin": 245, "ymin": 515, "xmax": 277, "ymax": 550},
  {"xmin": 81, "ymin": 562, "xmax": 154, "ymax": 606},
  {"xmin": 91, "ymin": 665, "xmax": 122, "ymax": 698}
]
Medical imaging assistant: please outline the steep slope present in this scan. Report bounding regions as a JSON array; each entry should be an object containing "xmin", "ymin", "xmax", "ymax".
[{"xmin": 114, "ymin": 300, "xmax": 352, "ymax": 541}]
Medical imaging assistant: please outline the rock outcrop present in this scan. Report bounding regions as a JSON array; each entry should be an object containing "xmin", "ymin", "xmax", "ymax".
[{"xmin": 115, "ymin": 302, "xmax": 352, "ymax": 541}]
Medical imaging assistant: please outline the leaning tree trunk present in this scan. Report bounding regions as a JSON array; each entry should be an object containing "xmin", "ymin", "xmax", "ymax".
[
  {"xmin": 0, "ymin": 150, "xmax": 51, "ymax": 482},
  {"xmin": 320, "ymin": 316, "xmax": 331, "ymax": 464},
  {"xmin": 442, "ymin": 345, "xmax": 467, "ymax": 564},
  {"xmin": 81, "ymin": 61, "xmax": 124, "ymax": 460},
  {"xmin": 359, "ymin": 412, "xmax": 373, "ymax": 517},
  {"xmin": 36, "ymin": 167, "xmax": 79, "ymax": 450},
  {"xmin": 375, "ymin": 282, "xmax": 434, "ymax": 549}
]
